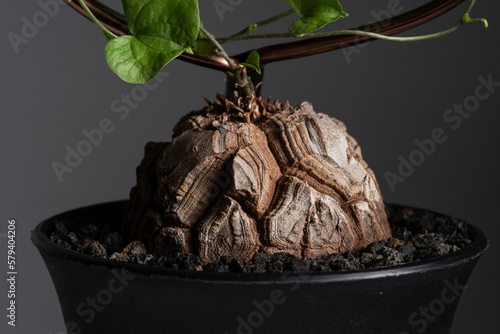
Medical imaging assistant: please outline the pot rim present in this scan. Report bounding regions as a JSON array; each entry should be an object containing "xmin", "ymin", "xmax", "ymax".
[{"xmin": 32, "ymin": 200, "xmax": 488, "ymax": 284}]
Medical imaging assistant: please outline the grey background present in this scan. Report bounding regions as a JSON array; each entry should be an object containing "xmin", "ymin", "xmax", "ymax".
[{"xmin": 1, "ymin": 0, "xmax": 499, "ymax": 333}]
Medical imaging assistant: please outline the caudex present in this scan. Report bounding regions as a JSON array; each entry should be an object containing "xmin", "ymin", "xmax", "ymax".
[{"xmin": 66, "ymin": 0, "xmax": 486, "ymax": 264}]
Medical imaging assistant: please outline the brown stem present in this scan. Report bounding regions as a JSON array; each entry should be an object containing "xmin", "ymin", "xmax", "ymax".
[{"xmin": 65, "ymin": 0, "xmax": 467, "ymax": 71}]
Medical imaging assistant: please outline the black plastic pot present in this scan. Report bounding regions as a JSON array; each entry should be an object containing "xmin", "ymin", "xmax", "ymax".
[{"xmin": 32, "ymin": 201, "xmax": 488, "ymax": 334}]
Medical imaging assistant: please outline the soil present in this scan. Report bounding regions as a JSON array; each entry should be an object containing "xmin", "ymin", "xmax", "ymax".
[{"xmin": 48, "ymin": 204, "xmax": 471, "ymax": 274}]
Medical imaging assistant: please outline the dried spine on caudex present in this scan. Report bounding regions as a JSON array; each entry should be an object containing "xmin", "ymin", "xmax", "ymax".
[{"xmin": 123, "ymin": 95, "xmax": 391, "ymax": 263}]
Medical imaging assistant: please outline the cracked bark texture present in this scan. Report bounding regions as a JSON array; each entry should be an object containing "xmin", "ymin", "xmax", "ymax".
[{"xmin": 123, "ymin": 95, "xmax": 391, "ymax": 263}]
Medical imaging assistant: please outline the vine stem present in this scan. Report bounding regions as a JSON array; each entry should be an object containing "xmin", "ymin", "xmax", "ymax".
[
  {"xmin": 74, "ymin": 0, "xmax": 117, "ymax": 39},
  {"xmin": 199, "ymin": 26, "xmax": 237, "ymax": 72},
  {"xmin": 462, "ymin": 0, "xmax": 488, "ymax": 27},
  {"xmin": 199, "ymin": 26, "xmax": 253, "ymax": 97},
  {"xmin": 228, "ymin": 9, "xmax": 295, "ymax": 39},
  {"xmin": 215, "ymin": 24, "xmax": 461, "ymax": 43},
  {"xmin": 214, "ymin": 0, "xmax": 486, "ymax": 44}
]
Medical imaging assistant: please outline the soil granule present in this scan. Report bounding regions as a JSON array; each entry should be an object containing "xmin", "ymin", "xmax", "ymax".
[{"xmin": 48, "ymin": 205, "xmax": 471, "ymax": 273}]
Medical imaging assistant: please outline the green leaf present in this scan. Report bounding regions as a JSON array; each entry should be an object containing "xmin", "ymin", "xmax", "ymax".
[
  {"xmin": 240, "ymin": 50, "xmax": 261, "ymax": 74},
  {"xmin": 105, "ymin": 0, "xmax": 200, "ymax": 83},
  {"xmin": 105, "ymin": 36, "xmax": 184, "ymax": 84},
  {"xmin": 286, "ymin": 0, "xmax": 348, "ymax": 35}
]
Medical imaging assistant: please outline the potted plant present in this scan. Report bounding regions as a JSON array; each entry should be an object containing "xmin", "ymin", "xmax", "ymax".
[{"xmin": 32, "ymin": 0, "xmax": 489, "ymax": 333}]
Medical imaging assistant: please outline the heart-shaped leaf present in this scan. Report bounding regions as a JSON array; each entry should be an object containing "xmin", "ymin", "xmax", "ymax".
[
  {"xmin": 105, "ymin": 0, "xmax": 200, "ymax": 83},
  {"xmin": 105, "ymin": 36, "xmax": 184, "ymax": 84},
  {"xmin": 287, "ymin": 0, "xmax": 348, "ymax": 36}
]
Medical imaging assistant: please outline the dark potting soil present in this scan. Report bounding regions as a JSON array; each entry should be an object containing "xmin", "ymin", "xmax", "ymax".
[{"xmin": 48, "ymin": 205, "xmax": 471, "ymax": 273}]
